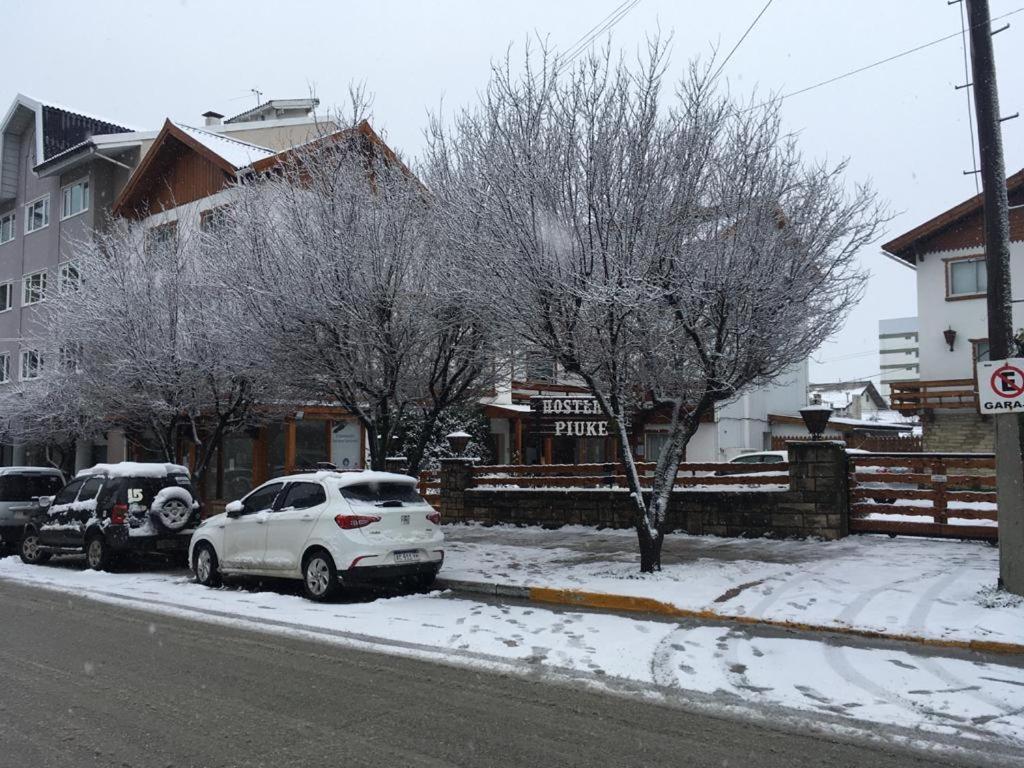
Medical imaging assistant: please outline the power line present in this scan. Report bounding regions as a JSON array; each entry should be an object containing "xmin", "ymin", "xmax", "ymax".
[
  {"xmin": 561, "ymin": 0, "xmax": 633, "ymax": 62},
  {"xmin": 558, "ymin": 0, "xmax": 642, "ymax": 71},
  {"xmin": 958, "ymin": 0, "xmax": 981, "ymax": 193},
  {"xmin": 709, "ymin": 0, "xmax": 775, "ymax": 83},
  {"xmin": 753, "ymin": 5, "xmax": 1024, "ymax": 109}
]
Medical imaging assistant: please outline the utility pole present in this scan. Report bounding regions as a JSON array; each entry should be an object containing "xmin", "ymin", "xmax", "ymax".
[{"xmin": 967, "ymin": 0, "xmax": 1024, "ymax": 594}]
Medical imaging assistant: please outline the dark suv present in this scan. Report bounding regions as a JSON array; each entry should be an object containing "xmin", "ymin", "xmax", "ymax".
[
  {"xmin": 0, "ymin": 467, "xmax": 65, "ymax": 555},
  {"xmin": 20, "ymin": 463, "xmax": 201, "ymax": 570}
]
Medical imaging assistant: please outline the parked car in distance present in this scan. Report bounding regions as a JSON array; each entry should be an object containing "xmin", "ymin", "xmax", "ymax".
[
  {"xmin": 21, "ymin": 462, "xmax": 201, "ymax": 570},
  {"xmin": 0, "ymin": 467, "xmax": 65, "ymax": 554},
  {"xmin": 714, "ymin": 451, "xmax": 789, "ymax": 476},
  {"xmin": 190, "ymin": 470, "xmax": 444, "ymax": 601},
  {"xmin": 713, "ymin": 448, "xmax": 870, "ymax": 476}
]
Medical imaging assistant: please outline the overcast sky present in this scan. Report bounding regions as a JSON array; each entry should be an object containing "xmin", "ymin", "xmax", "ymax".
[{"xmin": 6, "ymin": 0, "xmax": 1022, "ymax": 385}]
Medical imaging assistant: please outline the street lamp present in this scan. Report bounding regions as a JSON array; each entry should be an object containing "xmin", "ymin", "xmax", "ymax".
[
  {"xmin": 445, "ymin": 430, "xmax": 472, "ymax": 455},
  {"xmin": 799, "ymin": 405, "xmax": 833, "ymax": 440}
]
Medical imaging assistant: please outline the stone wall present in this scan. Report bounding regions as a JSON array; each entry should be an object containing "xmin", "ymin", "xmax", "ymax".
[
  {"xmin": 922, "ymin": 411, "xmax": 994, "ymax": 453},
  {"xmin": 438, "ymin": 442, "xmax": 850, "ymax": 540}
]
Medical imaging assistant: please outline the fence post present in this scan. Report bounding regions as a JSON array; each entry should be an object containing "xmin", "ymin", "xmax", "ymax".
[
  {"xmin": 932, "ymin": 458, "xmax": 949, "ymax": 527},
  {"xmin": 439, "ymin": 457, "xmax": 477, "ymax": 522},
  {"xmin": 787, "ymin": 441, "xmax": 851, "ymax": 539},
  {"xmin": 385, "ymin": 456, "xmax": 410, "ymax": 475}
]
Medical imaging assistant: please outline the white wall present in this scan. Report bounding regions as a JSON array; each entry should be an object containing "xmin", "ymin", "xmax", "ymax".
[{"xmin": 916, "ymin": 242, "xmax": 1024, "ymax": 381}]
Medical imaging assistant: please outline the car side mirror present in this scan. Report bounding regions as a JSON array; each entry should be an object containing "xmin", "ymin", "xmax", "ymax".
[
  {"xmin": 37, "ymin": 496, "xmax": 53, "ymax": 509},
  {"xmin": 225, "ymin": 500, "xmax": 244, "ymax": 518}
]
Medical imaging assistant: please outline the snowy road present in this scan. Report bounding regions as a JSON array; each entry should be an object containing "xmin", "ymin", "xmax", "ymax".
[
  {"xmin": 3, "ymin": 579, "xmax": 989, "ymax": 768},
  {"xmin": 0, "ymin": 555, "xmax": 1022, "ymax": 764}
]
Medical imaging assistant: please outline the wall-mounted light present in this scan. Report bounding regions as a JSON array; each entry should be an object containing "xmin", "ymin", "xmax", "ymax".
[{"xmin": 943, "ymin": 327, "xmax": 957, "ymax": 352}]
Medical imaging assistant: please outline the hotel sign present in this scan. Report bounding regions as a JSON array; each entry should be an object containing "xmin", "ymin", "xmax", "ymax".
[{"xmin": 531, "ymin": 396, "xmax": 609, "ymax": 437}]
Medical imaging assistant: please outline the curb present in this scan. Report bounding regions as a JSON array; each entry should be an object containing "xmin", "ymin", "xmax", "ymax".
[{"xmin": 437, "ymin": 578, "xmax": 1024, "ymax": 657}]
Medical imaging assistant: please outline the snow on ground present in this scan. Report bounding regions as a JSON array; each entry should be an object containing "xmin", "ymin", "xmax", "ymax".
[
  {"xmin": 441, "ymin": 525, "xmax": 1024, "ymax": 646},
  {"xmin": 0, "ymin": 555, "xmax": 1022, "ymax": 751}
]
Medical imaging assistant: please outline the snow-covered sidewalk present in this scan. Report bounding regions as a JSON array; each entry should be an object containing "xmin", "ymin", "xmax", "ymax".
[
  {"xmin": 441, "ymin": 524, "xmax": 1024, "ymax": 648},
  {"xmin": 1, "ymin": 555, "xmax": 1023, "ymax": 758}
]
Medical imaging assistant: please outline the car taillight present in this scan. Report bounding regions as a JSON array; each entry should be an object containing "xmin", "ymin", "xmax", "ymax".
[
  {"xmin": 334, "ymin": 514, "xmax": 381, "ymax": 530},
  {"xmin": 110, "ymin": 502, "xmax": 128, "ymax": 525},
  {"xmin": 426, "ymin": 512, "xmax": 441, "ymax": 525}
]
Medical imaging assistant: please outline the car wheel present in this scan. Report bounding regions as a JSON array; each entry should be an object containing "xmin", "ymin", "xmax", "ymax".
[
  {"xmin": 86, "ymin": 535, "xmax": 111, "ymax": 571},
  {"xmin": 19, "ymin": 530, "xmax": 51, "ymax": 565},
  {"xmin": 412, "ymin": 571, "xmax": 437, "ymax": 591},
  {"xmin": 193, "ymin": 543, "xmax": 222, "ymax": 588},
  {"xmin": 302, "ymin": 549, "xmax": 338, "ymax": 602}
]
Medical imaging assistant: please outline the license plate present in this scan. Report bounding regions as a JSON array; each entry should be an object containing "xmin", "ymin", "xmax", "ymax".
[
  {"xmin": 394, "ymin": 550, "xmax": 419, "ymax": 563},
  {"xmin": 156, "ymin": 540, "xmax": 180, "ymax": 550}
]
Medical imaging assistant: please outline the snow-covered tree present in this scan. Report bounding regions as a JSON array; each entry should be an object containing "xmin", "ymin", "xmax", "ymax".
[
  {"xmin": 20, "ymin": 219, "xmax": 276, "ymax": 491},
  {"xmin": 424, "ymin": 44, "xmax": 886, "ymax": 571},
  {"xmin": 215, "ymin": 132, "xmax": 494, "ymax": 474}
]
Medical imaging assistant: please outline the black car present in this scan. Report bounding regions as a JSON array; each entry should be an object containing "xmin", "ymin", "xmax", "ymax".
[
  {"xmin": 0, "ymin": 467, "xmax": 65, "ymax": 554},
  {"xmin": 20, "ymin": 462, "xmax": 201, "ymax": 570}
]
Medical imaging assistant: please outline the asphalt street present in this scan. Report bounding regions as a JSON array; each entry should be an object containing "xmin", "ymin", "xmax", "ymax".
[{"xmin": 0, "ymin": 579, "xmax": 1012, "ymax": 768}]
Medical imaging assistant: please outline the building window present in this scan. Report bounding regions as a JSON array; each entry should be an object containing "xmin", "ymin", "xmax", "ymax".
[
  {"xmin": 947, "ymin": 257, "xmax": 987, "ymax": 298},
  {"xmin": 58, "ymin": 261, "xmax": 80, "ymax": 292},
  {"xmin": 0, "ymin": 282, "xmax": 11, "ymax": 312},
  {"xmin": 145, "ymin": 221, "xmax": 177, "ymax": 251},
  {"xmin": 61, "ymin": 179, "xmax": 90, "ymax": 220},
  {"xmin": 0, "ymin": 211, "xmax": 14, "ymax": 244},
  {"xmin": 22, "ymin": 271, "xmax": 47, "ymax": 305},
  {"xmin": 200, "ymin": 206, "xmax": 228, "ymax": 232},
  {"xmin": 20, "ymin": 349, "xmax": 43, "ymax": 381},
  {"xmin": 24, "ymin": 195, "xmax": 49, "ymax": 234},
  {"xmin": 973, "ymin": 339, "xmax": 990, "ymax": 363},
  {"xmin": 0, "ymin": 353, "xmax": 9, "ymax": 384},
  {"xmin": 59, "ymin": 343, "xmax": 83, "ymax": 373}
]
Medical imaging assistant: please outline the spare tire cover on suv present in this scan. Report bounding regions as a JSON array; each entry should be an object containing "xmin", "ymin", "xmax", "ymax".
[{"xmin": 149, "ymin": 485, "xmax": 195, "ymax": 533}]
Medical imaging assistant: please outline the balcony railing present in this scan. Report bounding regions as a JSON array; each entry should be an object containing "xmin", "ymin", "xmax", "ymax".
[{"xmin": 889, "ymin": 378, "xmax": 977, "ymax": 413}]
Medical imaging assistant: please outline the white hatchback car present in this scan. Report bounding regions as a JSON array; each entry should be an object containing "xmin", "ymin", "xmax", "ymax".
[{"xmin": 189, "ymin": 470, "xmax": 444, "ymax": 601}]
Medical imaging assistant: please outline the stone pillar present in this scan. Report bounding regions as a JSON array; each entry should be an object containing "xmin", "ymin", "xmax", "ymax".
[
  {"xmin": 786, "ymin": 441, "xmax": 850, "ymax": 539},
  {"xmin": 385, "ymin": 456, "xmax": 410, "ymax": 474},
  {"xmin": 11, "ymin": 443, "xmax": 26, "ymax": 465},
  {"xmin": 439, "ymin": 457, "xmax": 477, "ymax": 522}
]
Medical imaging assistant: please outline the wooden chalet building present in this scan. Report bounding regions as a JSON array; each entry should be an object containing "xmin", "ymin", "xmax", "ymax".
[{"xmin": 109, "ymin": 116, "xmax": 403, "ymax": 503}]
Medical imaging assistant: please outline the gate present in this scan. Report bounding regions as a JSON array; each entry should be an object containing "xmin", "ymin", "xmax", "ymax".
[{"xmin": 848, "ymin": 453, "xmax": 997, "ymax": 541}]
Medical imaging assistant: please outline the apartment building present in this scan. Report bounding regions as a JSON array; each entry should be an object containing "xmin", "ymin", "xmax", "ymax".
[
  {"xmin": 878, "ymin": 317, "xmax": 920, "ymax": 399},
  {"xmin": 0, "ymin": 94, "xmax": 330, "ymax": 467}
]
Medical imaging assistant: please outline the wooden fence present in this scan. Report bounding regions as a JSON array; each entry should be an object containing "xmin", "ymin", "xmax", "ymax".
[
  {"xmin": 467, "ymin": 461, "xmax": 789, "ymax": 490},
  {"xmin": 772, "ymin": 434, "xmax": 922, "ymax": 452},
  {"xmin": 848, "ymin": 453, "xmax": 997, "ymax": 541}
]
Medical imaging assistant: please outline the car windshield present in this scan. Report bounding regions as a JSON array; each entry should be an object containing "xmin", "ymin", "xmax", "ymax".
[
  {"xmin": 731, "ymin": 455, "xmax": 772, "ymax": 464},
  {"xmin": 0, "ymin": 474, "xmax": 64, "ymax": 501},
  {"xmin": 340, "ymin": 482, "xmax": 424, "ymax": 505}
]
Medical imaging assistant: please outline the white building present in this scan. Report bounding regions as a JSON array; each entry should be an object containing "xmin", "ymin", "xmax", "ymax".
[
  {"xmin": 878, "ymin": 317, "xmax": 919, "ymax": 398},
  {"xmin": 880, "ymin": 169, "xmax": 1024, "ymax": 452},
  {"xmin": 808, "ymin": 381, "xmax": 887, "ymax": 420}
]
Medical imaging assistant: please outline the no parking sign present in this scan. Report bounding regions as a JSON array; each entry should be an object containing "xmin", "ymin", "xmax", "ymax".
[{"xmin": 977, "ymin": 359, "xmax": 1024, "ymax": 413}]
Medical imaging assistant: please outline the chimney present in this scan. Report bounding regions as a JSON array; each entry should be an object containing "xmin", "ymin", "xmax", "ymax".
[{"xmin": 202, "ymin": 110, "xmax": 224, "ymax": 127}]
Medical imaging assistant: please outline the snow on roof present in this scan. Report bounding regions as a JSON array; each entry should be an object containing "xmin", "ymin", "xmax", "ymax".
[
  {"xmin": 38, "ymin": 98, "xmax": 139, "ymax": 132},
  {"xmin": 76, "ymin": 462, "xmax": 191, "ymax": 479},
  {"xmin": 829, "ymin": 416, "xmax": 912, "ymax": 431},
  {"xmin": 171, "ymin": 122, "xmax": 276, "ymax": 169},
  {"xmin": 269, "ymin": 469, "xmax": 418, "ymax": 487}
]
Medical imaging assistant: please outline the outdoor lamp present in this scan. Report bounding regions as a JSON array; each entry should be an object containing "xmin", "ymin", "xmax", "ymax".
[
  {"xmin": 446, "ymin": 430, "xmax": 472, "ymax": 455},
  {"xmin": 943, "ymin": 327, "xmax": 957, "ymax": 352},
  {"xmin": 799, "ymin": 405, "xmax": 833, "ymax": 440}
]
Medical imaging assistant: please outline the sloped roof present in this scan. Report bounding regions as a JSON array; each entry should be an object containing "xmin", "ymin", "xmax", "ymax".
[
  {"xmin": 882, "ymin": 169, "xmax": 1024, "ymax": 263},
  {"xmin": 112, "ymin": 120, "xmax": 276, "ymax": 217},
  {"xmin": 171, "ymin": 122, "xmax": 275, "ymax": 169},
  {"xmin": 809, "ymin": 380, "xmax": 887, "ymax": 410},
  {"xmin": 1, "ymin": 93, "xmax": 132, "ymax": 200}
]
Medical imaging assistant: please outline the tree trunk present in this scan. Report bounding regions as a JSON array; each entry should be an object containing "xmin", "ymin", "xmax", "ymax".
[{"xmin": 637, "ymin": 522, "xmax": 664, "ymax": 573}]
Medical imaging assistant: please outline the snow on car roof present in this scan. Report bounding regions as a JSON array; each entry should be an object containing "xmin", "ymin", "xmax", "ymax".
[
  {"xmin": 272, "ymin": 469, "xmax": 418, "ymax": 487},
  {"xmin": 76, "ymin": 462, "xmax": 191, "ymax": 479}
]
